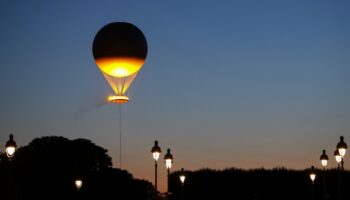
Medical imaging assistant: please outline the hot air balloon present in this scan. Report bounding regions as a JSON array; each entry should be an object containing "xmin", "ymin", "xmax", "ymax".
[
  {"xmin": 93, "ymin": 22, "xmax": 148, "ymax": 104},
  {"xmin": 92, "ymin": 22, "xmax": 147, "ymax": 169}
]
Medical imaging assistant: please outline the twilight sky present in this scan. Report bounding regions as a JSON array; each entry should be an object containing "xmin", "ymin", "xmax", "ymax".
[{"xmin": 0, "ymin": 0, "xmax": 349, "ymax": 192}]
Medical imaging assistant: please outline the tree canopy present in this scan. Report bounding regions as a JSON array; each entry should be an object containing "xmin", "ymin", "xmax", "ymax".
[
  {"xmin": 169, "ymin": 167, "xmax": 350, "ymax": 200},
  {"xmin": 0, "ymin": 136, "xmax": 156, "ymax": 200}
]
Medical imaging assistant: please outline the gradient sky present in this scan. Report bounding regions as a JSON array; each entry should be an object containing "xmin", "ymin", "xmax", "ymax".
[{"xmin": 1, "ymin": 0, "xmax": 349, "ymax": 192}]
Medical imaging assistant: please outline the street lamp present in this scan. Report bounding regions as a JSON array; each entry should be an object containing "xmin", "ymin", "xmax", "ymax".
[
  {"xmin": 309, "ymin": 166, "xmax": 316, "ymax": 200},
  {"xmin": 5, "ymin": 134, "xmax": 17, "ymax": 159},
  {"xmin": 336, "ymin": 136, "xmax": 347, "ymax": 200},
  {"xmin": 164, "ymin": 148, "xmax": 173, "ymax": 195},
  {"xmin": 320, "ymin": 150, "xmax": 328, "ymax": 200},
  {"xmin": 4, "ymin": 134, "xmax": 17, "ymax": 200},
  {"xmin": 151, "ymin": 140, "xmax": 161, "ymax": 191},
  {"xmin": 336, "ymin": 136, "xmax": 347, "ymax": 171},
  {"xmin": 75, "ymin": 178, "xmax": 83, "ymax": 200},
  {"xmin": 179, "ymin": 168, "xmax": 186, "ymax": 200}
]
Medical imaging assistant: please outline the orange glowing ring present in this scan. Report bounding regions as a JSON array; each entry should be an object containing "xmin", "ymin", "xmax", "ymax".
[{"xmin": 108, "ymin": 95, "xmax": 129, "ymax": 104}]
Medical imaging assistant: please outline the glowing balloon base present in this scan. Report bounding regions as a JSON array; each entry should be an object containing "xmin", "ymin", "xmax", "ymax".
[{"xmin": 108, "ymin": 95, "xmax": 129, "ymax": 104}]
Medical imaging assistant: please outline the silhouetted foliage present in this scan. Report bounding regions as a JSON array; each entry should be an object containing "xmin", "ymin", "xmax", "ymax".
[
  {"xmin": 169, "ymin": 167, "xmax": 350, "ymax": 200},
  {"xmin": 0, "ymin": 136, "xmax": 157, "ymax": 200}
]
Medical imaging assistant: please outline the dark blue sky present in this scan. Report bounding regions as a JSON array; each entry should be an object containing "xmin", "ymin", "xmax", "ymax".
[{"xmin": 1, "ymin": 0, "xmax": 349, "ymax": 191}]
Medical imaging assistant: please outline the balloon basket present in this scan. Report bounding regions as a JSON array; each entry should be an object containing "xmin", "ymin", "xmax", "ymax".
[{"xmin": 108, "ymin": 95, "xmax": 129, "ymax": 104}]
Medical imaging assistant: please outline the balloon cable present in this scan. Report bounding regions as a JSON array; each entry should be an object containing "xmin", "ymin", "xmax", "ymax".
[{"xmin": 119, "ymin": 104, "xmax": 122, "ymax": 169}]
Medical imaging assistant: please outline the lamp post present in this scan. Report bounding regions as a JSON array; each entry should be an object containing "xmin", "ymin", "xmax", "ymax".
[
  {"xmin": 164, "ymin": 148, "xmax": 173, "ymax": 198},
  {"xmin": 336, "ymin": 136, "xmax": 347, "ymax": 171},
  {"xmin": 334, "ymin": 149, "xmax": 343, "ymax": 200},
  {"xmin": 5, "ymin": 134, "xmax": 17, "ymax": 160},
  {"xmin": 179, "ymin": 168, "xmax": 186, "ymax": 200},
  {"xmin": 336, "ymin": 136, "xmax": 347, "ymax": 200},
  {"xmin": 179, "ymin": 168, "xmax": 186, "ymax": 185},
  {"xmin": 75, "ymin": 179, "xmax": 83, "ymax": 200},
  {"xmin": 4, "ymin": 134, "xmax": 17, "ymax": 200},
  {"xmin": 151, "ymin": 140, "xmax": 161, "ymax": 191},
  {"xmin": 320, "ymin": 150, "xmax": 328, "ymax": 200},
  {"xmin": 309, "ymin": 166, "xmax": 316, "ymax": 200}
]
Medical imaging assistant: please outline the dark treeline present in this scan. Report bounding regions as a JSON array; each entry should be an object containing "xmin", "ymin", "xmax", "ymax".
[
  {"xmin": 0, "ymin": 136, "xmax": 157, "ymax": 200},
  {"xmin": 1, "ymin": 136, "xmax": 349, "ymax": 200},
  {"xmin": 169, "ymin": 167, "xmax": 349, "ymax": 200}
]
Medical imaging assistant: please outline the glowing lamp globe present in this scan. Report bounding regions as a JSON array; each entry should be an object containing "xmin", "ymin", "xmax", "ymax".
[
  {"xmin": 165, "ymin": 159, "xmax": 172, "ymax": 169},
  {"xmin": 180, "ymin": 168, "xmax": 186, "ymax": 184},
  {"xmin": 75, "ymin": 179, "xmax": 83, "ymax": 190},
  {"xmin": 153, "ymin": 152, "xmax": 160, "ymax": 161},
  {"xmin": 334, "ymin": 149, "xmax": 342, "ymax": 164},
  {"xmin": 336, "ymin": 136, "xmax": 347, "ymax": 158},
  {"xmin": 151, "ymin": 140, "xmax": 161, "ymax": 161},
  {"xmin": 164, "ymin": 149, "xmax": 173, "ymax": 169},
  {"xmin": 6, "ymin": 147, "xmax": 15, "ymax": 158},
  {"xmin": 180, "ymin": 175, "xmax": 186, "ymax": 184},
  {"xmin": 309, "ymin": 166, "xmax": 316, "ymax": 183},
  {"xmin": 310, "ymin": 173, "xmax": 316, "ymax": 183}
]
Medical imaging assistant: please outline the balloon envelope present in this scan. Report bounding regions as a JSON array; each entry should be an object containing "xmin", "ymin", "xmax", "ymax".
[{"xmin": 93, "ymin": 22, "xmax": 148, "ymax": 77}]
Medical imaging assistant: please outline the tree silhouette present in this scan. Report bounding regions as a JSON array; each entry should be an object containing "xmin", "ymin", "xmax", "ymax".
[
  {"xmin": 0, "ymin": 136, "xmax": 157, "ymax": 200},
  {"xmin": 169, "ymin": 167, "xmax": 350, "ymax": 200}
]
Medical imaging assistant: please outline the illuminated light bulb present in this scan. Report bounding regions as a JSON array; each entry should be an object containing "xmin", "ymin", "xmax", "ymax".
[
  {"xmin": 75, "ymin": 179, "xmax": 83, "ymax": 190},
  {"xmin": 5, "ymin": 134, "xmax": 17, "ymax": 159}
]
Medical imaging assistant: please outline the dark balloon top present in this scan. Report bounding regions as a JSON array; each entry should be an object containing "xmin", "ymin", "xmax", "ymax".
[{"xmin": 92, "ymin": 22, "xmax": 148, "ymax": 60}]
